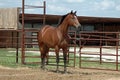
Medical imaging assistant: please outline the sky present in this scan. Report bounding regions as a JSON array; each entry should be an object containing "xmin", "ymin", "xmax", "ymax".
[{"xmin": 0, "ymin": 0, "xmax": 120, "ymax": 18}]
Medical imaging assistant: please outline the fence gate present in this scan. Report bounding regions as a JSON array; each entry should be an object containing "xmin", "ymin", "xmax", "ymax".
[
  {"xmin": 21, "ymin": 0, "xmax": 46, "ymax": 64},
  {"xmin": 79, "ymin": 32, "xmax": 120, "ymax": 71}
]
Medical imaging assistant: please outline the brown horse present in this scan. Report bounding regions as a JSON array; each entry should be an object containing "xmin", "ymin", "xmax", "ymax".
[{"xmin": 38, "ymin": 11, "xmax": 81, "ymax": 73}]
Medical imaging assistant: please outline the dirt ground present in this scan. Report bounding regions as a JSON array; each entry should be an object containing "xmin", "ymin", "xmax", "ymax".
[{"xmin": 0, "ymin": 66, "xmax": 120, "ymax": 80}]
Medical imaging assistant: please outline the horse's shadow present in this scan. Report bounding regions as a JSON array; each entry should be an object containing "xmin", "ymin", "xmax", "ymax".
[{"xmin": 48, "ymin": 69, "xmax": 73, "ymax": 74}]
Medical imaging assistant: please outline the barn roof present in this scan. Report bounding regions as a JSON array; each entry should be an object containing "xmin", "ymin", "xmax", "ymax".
[{"xmin": 19, "ymin": 14, "xmax": 120, "ymax": 24}]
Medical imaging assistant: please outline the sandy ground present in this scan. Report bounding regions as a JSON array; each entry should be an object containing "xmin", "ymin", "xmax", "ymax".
[{"xmin": 0, "ymin": 66, "xmax": 120, "ymax": 80}]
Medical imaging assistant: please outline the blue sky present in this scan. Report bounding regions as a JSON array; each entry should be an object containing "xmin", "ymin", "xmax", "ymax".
[{"xmin": 0, "ymin": 0, "xmax": 120, "ymax": 18}]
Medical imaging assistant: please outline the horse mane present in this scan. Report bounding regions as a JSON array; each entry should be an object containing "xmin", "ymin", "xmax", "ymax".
[{"xmin": 57, "ymin": 13, "xmax": 68, "ymax": 26}]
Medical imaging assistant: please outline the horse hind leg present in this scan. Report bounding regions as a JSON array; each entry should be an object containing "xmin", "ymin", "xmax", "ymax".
[
  {"xmin": 40, "ymin": 46, "xmax": 49, "ymax": 70},
  {"xmin": 56, "ymin": 53, "xmax": 59, "ymax": 73},
  {"xmin": 41, "ymin": 50, "xmax": 46, "ymax": 70},
  {"xmin": 39, "ymin": 45, "xmax": 46, "ymax": 70},
  {"xmin": 45, "ymin": 47, "xmax": 49, "ymax": 65}
]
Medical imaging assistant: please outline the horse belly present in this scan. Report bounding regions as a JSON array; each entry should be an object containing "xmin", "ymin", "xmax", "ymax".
[{"xmin": 60, "ymin": 39, "xmax": 68, "ymax": 48}]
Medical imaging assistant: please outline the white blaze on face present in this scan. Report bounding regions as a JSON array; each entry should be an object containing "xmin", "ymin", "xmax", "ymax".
[{"xmin": 74, "ymin": 15, "xmax": 81, "ymax": 28}]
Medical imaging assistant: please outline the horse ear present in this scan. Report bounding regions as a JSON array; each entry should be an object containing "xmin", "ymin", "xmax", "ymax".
[
  {"xmin": 70, "ymin": 10, "xmax": 73, "ymax": 14},
  {"xmin": 74, "ymin": 11, "xmax": 77, "ymax": 15}
]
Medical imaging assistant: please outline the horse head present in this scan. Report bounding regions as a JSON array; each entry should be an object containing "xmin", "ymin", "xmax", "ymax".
[{"xmin": 67, "ymin": 10, "xmax": 81, "ymax": 28}]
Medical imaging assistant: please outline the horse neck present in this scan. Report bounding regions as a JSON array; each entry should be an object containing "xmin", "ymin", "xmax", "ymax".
[{"xmin": 58, "ymin": 21, "xmax": 69, "ymax": 35}]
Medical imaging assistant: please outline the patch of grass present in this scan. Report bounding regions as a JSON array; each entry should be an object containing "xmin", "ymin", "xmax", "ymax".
[
  {"xmin": 81, "ymin": 61, "xmax": 117, "ymax": 70},
  {"xmin": 0, "ymin": 48, "xmax": 120, "ymax": 71},
  {"xmin": 0, "ymin": 48, "xmax": 76, "ymax": 68},
  {"xmin": 0, "ymin": 49, "xmax": 21, "ymax": 67}
]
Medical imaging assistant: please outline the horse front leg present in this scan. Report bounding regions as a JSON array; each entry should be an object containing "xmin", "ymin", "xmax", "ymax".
[
  {"xmin": 55, "ymin": 46, "xmax": 59, "ymax": 72},
  {"xmin": 63, "ymin": 48, "xmax": 68, "ymax": 73},
  {"xmin": 56, "ymin": 53, "xmax": 59, "ymax": 72}
]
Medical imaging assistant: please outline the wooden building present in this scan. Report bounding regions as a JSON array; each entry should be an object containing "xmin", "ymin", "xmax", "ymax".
[
  {"xmin": 19, "ymin": 13, "xmax": 120, "ymax": 32},
  {"xmin": 1, "ymin": 8, "xmax": 120, "ymax": 47}
]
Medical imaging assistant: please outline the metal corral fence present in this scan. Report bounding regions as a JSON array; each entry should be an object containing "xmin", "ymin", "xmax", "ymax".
[
  {"xmin": 0, "ymin": 29, "xmax": 77, "ymax": 68},
  {"xmin": 79, "ymin": 31, "xmax": 120, "ymax": 71},
  {"xmin": 1, "ymin": 30, "xmax": 120, "ymax": 71}
]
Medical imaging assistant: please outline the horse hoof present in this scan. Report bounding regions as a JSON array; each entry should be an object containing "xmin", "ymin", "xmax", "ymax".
[
  {"xmin": 55, "ymin": 69, "xmax": 59, "ymax": 73},
  {"xmin": 63, "ymin": 70, "xmax": 67, "ymax": 74},
  {"xmin": 41, "ymin": 66, "xmax": 45, "ymax": 70},
  {"xmin": 63, "ymin": 71, "xmax": 67, "ymax": 74}
]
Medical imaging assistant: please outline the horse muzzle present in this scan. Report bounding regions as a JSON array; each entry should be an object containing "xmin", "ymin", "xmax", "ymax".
[{"xmin": 75, "ymin": 23, "xmax": 81, "ymax": 28}]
